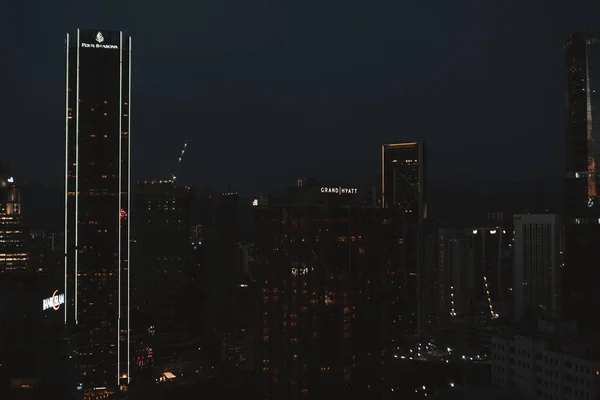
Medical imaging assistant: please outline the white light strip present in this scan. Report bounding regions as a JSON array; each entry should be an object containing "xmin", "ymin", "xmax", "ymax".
[
  {"xmin": 75, "ymin": 29, "xmax": 80, "ymax": 325},
  {"xmin": 127, "ymin": 36, "xmax": 132, "ymax": 383},
  {"xmin": 117, "ymin": 31, "xmax": 123, "ymax": 386},
  {"xmin": 381, "ymin": 145, "xmax": 385, "ymax": 207},
  {"xmin": 64, "ymin": 33, "xmax": 70, "ymax": 325}
]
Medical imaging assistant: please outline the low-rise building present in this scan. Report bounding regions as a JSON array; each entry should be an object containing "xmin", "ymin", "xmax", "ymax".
[{"xmin": 491, "ymin": 320, "xmax": 600, "ymax": 399}]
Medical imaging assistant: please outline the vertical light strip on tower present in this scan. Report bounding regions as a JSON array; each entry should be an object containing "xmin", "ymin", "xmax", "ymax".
[
  {"xmin": 127, "ymin": 36, "xmax": 132, "ymax": 383},
  {"xmin": 75, "ymin": 29, "xmax": 81, "ymax": 324},
  {"xmin": 64, "ymin": 33, "xmax": 70, "ymax": 325},
  {"xmin": 381, "ymin": 145, "xmax": 386, "ymax": 208},
  {"xmin": 117, "ymin": 31, "xmax": 123, "ymax": 386}
]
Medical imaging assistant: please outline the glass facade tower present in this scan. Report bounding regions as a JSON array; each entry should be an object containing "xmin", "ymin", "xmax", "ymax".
[
  {"xmin": 64, "ymin": 29, "xmax": 131, "ymax": 393},
  {"xmin": 565, "ymin": 32, "xmax": 600, "ymax": 332}
]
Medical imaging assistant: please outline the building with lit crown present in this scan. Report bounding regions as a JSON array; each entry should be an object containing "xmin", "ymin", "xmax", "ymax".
[
  {"xmin": 381, "ymin": 142, "xmax": 426, "ymax": 334},
  {"xmin": 0, "ymin": 164, "xmax": 28, "ymax": 274},
  {"xmin": 64, "ymin": 29, "xmax": 131, "ymax": 396}
]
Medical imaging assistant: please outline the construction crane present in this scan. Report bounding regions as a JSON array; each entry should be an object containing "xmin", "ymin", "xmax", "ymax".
[{"xmin": 169, "ymin": 141, "xmax": 188, "ymax": 184}]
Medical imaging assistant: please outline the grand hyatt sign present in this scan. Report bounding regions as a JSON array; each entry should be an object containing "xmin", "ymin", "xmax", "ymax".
[{"xmin": 320, "ymin": 186, "xmax": 358, "ymax": 195}]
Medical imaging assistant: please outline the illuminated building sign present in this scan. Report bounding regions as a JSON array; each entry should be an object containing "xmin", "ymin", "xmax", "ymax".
[
  {"xmin": 42, "ymin": 290, "xmax": 65, "ymax": 311},
  {"xmin": 291, "ymin": 267, "xmax": 308, "ymax": 276},
  {"xmin": 320, "ymin": 186, "xmax": 358, "ymax": 195},
  {"xmin": 81, "ymin": 31, "xmax": 118, "ymax": 49},
  {"xmin": 81, "ymin": 42, "xmax": 118, "ymax": 49}
]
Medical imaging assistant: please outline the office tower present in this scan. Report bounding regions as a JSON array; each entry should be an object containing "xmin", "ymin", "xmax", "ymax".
[
  {"xmin": 0, "ymin": 168, "xmax": 28, "ymax": 274},
  {"xmin": 64, "ymin": 29, "xmax": 131, "ymax": 394},
  {"xmin": 381, "ymin": 142, "xmax": 426, "ymax": 333},
  {"xmin": 565, "ymin": 32, "xmax": 600, "ymax": 333},
  {"xmin": 253, "ymin": 179, "xmax": 393, "ymax": 400},
  {"xmin": 133, "ymin": 181, "xmax": 192, "ymax": 333},
  {"xmin": 437, "ymin": 229, "xmax": 470, "ymax": 318},
  {"xmin": 513, "ymin": 214, "xmax": 562, "ymax": 322}
]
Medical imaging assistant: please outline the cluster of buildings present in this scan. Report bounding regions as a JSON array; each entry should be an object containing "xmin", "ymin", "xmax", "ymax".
[
  {"xmin": 483, "ymin": 32, "xmax": 600, "ymax": 400},
  {"xmin": 2, "ymin": 26, "xmax": 600, "ymax": 400}
]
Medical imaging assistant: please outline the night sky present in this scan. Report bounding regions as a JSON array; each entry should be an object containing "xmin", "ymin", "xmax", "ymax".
[{"xmin": 2, "ymin": 0, "xmax": 600, "ymax": 194}]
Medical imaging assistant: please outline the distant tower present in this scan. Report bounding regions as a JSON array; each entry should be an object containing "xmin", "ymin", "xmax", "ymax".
[{"xmin": 381, "ymin": 142, "xmax": 426, "ymax": 334}]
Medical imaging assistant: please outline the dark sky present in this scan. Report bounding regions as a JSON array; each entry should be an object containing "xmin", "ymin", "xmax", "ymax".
[{"xmin": 1, "ymin": 0, "xmax": 599, "ymax": 194}]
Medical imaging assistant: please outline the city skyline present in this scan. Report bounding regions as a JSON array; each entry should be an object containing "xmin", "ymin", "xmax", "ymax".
[{"xmin": 3, "ymin": 3, "xmax": 600, "ymax": 398}]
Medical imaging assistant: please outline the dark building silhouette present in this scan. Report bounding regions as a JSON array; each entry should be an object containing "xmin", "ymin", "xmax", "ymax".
[
  {"xmin": 381, "ymin": 142, "xmax": 426, "ymax": 334},
  {"xmin": 437, "ymin": 229, "xmax": 470, "ymax": 318},
  {"xmin": 201, "ymin": 192, "xmax": 244, "ymax": 331},
  {"xmin": 133, "ymin": 181, "xmax": 192, "ymax": 334},
  {"xmin": 28, "ymin": 230, "xmax": 61, "ymax": 276},
  {"xmin": 189, "ymin": 223, "xmax": 206, "ymax": 335},
  {"xmin": 564, "ymin": 32, "xmax": 600, "ymax": 333},
  {"xmin": 65, "ymin": 29, "xmax": 132, "ymax": 395},
  {"xmin": 464, "ymin": 228, "xmax": 506, "ymax": 321},
  {"xmin": 252, "ymin": 179, "xmax": 393, "ymax": 400}
]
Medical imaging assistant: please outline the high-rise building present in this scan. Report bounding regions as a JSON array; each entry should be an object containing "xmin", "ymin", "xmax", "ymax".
[
  {"xmin": 133, "ymin": 181, "xmax": 192, "ymax": 333},
  {"xmin": 381, "ymin": 142, "xmax": 426, "ymax": 333},
  {"xmin": 64, "ymin": 29, "xmax": 131, "ymax": 394},
  {"xmin": 253, "ymin": 179, "xmax": 394, "ymax": 399},
  {"xmin": 513, "ymin": 214, "xmax": 563, "ymax": 322},
  {"xmin": 0, "ymin": 167, "xmax": 28, "ymax": 274},
  {"xmin": 565, "ymin": 32, "xmax": 600, "ymax": 333}
]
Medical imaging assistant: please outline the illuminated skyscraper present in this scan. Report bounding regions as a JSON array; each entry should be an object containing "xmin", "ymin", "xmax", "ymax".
[
  {"xmin": 0, "ymin": 165, "xmax": 28, "ymax": 274},
  {"xmin": 381, "ymin": 142, "xmax": 426, "ymax": 334},
  {"xmin": 64, "ymin": 29, "xmax": 131, "ymax": 394},
  {"xmin": 564, "ymin": 32, "xmax": 600, "ymax": 332}
]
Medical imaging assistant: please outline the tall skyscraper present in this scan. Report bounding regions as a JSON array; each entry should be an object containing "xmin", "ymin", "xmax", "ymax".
[
  {"xmin": 513, "ymin": 214, "xmax": 562, "ymax": 322},
  {"xmin": 64, "ymin": 29, "xmax": 131, "ymax": 394},
  {"xmin": 381, "ymin": 142, "xmax": 426, "ymax": 334},
  {"xmin": 565, "ymin": 32, "xmax": 600, "ymax": 332}
]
